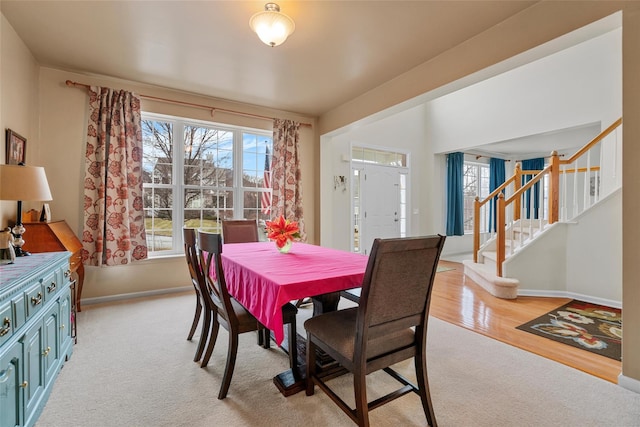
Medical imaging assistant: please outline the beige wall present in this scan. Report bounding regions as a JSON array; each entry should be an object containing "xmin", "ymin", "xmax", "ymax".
[
  {"xmin": 34, "ymin": 68, "xmax": 316, "ymax": 302},
  {"xmin": 622, "ymin": 2, "xmax": 640, "ymax": 386},
  {"xmin": 0, "ymin": 14, "xmax": 39, "ymax": 227}
]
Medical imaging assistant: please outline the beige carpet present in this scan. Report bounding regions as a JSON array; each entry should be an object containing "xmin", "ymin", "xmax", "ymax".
[{"xmin": 36, "ymin": 293, "xmax": 640, "ymax": 427}]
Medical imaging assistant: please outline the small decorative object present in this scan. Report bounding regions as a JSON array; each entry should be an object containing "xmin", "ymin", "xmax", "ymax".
[
  {"xmin": 0, "ymin": 227, "xmax": 16, "ymax": 264},
  {"xmin": 40, "ymin": 203, "xmax": 51, "ymax": 222},
  {"xmin": 5, "ymin": 129, "xmax": 27, "ymax": 165},
  {"xmin": 22, "ymin": 209, "xmax": 39, "ymax": 223},
  {"xmin": 265, "ymin": 215, "xmax": 300, "ymax": 253}
]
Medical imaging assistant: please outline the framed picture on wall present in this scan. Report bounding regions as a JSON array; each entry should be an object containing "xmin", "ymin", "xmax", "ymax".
[{"xmin": 5, "ymin": 129, "xmax": 27, "ymax": 165}]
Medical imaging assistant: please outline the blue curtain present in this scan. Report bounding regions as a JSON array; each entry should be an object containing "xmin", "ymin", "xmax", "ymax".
[
  {"xmin": 521, "ymin": 158, "xmax": 545, "ymax": 219},
  {"xmin": 446, "ymin": 152, "xmax": 464, "ymax": 236},
  {"xmin": 489, "ymin": 158, "xmax": 506, "ymax": 232}
]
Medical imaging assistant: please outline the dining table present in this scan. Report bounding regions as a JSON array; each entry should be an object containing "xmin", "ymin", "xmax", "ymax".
[{"xmin": 221, "ymin": 241, "xmax": 369, "ymax": 395}]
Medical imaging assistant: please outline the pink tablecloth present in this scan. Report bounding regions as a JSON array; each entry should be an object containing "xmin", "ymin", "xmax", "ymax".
[{"xmin": 221, "ymin": 242, "xmax": 368, "ymax": 345}]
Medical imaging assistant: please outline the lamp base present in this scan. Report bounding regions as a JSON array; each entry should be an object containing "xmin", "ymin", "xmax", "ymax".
[{"xmin": 13, "ymin": 246, "xmax": 31, "ymax": 257}]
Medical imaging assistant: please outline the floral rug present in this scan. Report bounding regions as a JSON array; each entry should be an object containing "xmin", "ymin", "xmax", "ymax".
[{"xmin": 516, "ymin": 300, "xmax": 622, "ymax": 361}]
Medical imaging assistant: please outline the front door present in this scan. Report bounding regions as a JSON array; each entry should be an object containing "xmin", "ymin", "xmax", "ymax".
[{"xmin": 360, "ymin": 164, "xmax": 400, "ymax": 254}]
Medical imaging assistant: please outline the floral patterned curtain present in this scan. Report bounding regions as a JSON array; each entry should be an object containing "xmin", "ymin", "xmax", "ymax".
[
  {"xmin": 271, "ymin": 119, "xmax": 306, "ymax": 241},
  {"xmin": 81, "ymin": 86, "xmax": 147, "ymax": 266}
]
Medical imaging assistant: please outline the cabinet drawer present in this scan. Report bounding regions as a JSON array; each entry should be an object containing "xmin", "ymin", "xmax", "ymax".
[
  {"xmin": 43, "ymin": 270, "xmax": 60, "ymax": 303},
  {"xmin": 12, "ymin": 294, "xmax": 26, "ymax": 331},
  {"xmin": 25, "ymin": 283, "xmax": 44, "ymax": 321},
  {"xmin": 0, "ymin": 304, "xmax": 12, "ymax": 346}
]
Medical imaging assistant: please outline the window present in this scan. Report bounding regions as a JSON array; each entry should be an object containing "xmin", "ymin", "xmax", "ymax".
[
  {"xmin": 463, "ymin": 161, "xmax": 490, "ymax": 234},
  {"xmin": 142, "ymin": 113, "xmax": 272, "ymax": 255}
]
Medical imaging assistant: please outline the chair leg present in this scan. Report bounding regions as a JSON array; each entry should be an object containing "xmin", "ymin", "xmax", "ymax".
[
  {"xmin": 200, "ymin": 315, "xmax": 220, "ymax": 368},
  {"xmin": 305, "ymin": 337, "xmax": 317, "ymax": 396},
  {"xmin": 353, "ymin": 367, "xmax": 370, "ymax": 427},
  {"xmin": 187, "ymin": 299, "xmax": 202, "ymax": 341},
  {"xmin": 218, "ymin": 330, "xmax": 239, "ymax": 399},
  {"xmin": 415, "ymin": 349, "xmax": 437, "ymax": 427},
  {"xmin": 194, "ymin": 309, "xmax": 211, "ymax": 362}
]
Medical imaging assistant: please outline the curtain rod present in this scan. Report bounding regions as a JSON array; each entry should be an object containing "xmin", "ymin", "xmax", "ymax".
[{"xmin": 65, "ymin": 80, "xmax": 312, "ymax": 128}]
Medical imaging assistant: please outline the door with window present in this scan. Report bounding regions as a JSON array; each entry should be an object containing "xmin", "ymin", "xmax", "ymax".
[{"xmin": 352, "ymin": 147, "xmax": 408, "ymax": 255}]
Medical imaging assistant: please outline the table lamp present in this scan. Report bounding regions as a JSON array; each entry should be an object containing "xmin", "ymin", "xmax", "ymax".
[{"xmin": 0, "ymin": 164, "xmax": 53, "ymax": 256}]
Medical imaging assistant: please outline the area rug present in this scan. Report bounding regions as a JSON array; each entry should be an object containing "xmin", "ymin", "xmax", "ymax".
[{"xmin": 516, "ymin": 300, "xmax": 622, "ymax": 361}]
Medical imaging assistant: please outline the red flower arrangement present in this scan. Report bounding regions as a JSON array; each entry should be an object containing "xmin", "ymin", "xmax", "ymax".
[{"xmin": 265, "ymin": 215, "xmax": 300, "ymax": 249}]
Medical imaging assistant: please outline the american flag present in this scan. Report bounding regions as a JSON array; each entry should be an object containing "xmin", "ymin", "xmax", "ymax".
[{"xmin": 261, "ymin": 146, "xmax": 272, "ymax": 214}]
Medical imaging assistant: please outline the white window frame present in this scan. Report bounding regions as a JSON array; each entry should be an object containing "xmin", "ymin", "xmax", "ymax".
[
  {"xmin": 463, "ymin": 161, "xmax": 490, "ymax": 234},
  {"xmin": 142, "ymin": 112, "xmax": 272, "ymax": 257}
]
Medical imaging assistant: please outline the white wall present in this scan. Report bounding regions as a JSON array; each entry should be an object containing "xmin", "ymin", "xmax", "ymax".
[
  {"xmin": 565, "ymin": 189, "xmax": 622, "ymax": 304},
  {"xmin": 321, "ymin": 104, "xmax": 439, "ymax": 250},
  {"xmin": 426, "ymin": 28, "xmax": 622, "ymax": 154}
]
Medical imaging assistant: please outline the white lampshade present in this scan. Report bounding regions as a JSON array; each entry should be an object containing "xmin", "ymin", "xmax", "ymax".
[
  {"xmin": 0, "ymin": 164, "xmax": 53, "ymax": 202},
  {"xmin": 249, "ymin": 3, "xmax": 295, "ymax": 47}
]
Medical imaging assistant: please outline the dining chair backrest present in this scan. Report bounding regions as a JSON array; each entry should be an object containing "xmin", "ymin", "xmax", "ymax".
[
  {"xmin": 183, "ymin": 228, "xmax": 203, "ymax": 287},
  {"xmin": 222, "ymin": 219, "xmax": 259, "ymax": 244},
  {"xmin": 197, "ymin": 231, "xmax": 237, "ymax": 327},
  {"xmin": 355, "ymin": 235, "xmax": 446, "ymax": 358}
]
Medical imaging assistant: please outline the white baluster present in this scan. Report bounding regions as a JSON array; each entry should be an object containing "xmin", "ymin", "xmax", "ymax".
[
  {"xmin": 562, "ymin": 164, "xmax": 567, "ymax": 221},
  {"xmin": 572, "ymin": 160, "xmax": 578, "ymax": 219}
]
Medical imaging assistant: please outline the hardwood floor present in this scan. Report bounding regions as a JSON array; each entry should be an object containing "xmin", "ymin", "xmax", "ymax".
[{"xmin": 431, "ymin": 260, "xmax": 621, "ymax": 383}]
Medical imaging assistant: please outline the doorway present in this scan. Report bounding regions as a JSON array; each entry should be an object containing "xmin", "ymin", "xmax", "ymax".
[{"xmin": 351, "ymin": 146, "xmax": 408, "ymax": 254}]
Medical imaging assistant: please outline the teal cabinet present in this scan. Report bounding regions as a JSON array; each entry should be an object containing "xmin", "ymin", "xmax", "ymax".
[{"xmin": 0, "ymin": 252, "xmax": 74, "ymax": 427}]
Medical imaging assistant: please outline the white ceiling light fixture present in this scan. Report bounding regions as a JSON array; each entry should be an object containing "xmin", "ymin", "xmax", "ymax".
[{"xmin": 249, "ymin": 3, "xmax": 295, "ymax": 47}]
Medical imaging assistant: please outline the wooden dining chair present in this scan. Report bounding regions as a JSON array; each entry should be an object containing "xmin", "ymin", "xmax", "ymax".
[
  {"xmin": 197, "ymin": 230, "xmax": 299, "ymax": 398},
  {"xmin": 197, "ymin": 230, "xmax": 263, "ymax": 399},
  {"xmin": 304, "ymin": 235, "xmax": 446, "ymax": 427},
  {"xmin": 183, "ymin": 228, "xmax": 206, "ymax": 361},
  {"xmin": 221, "ymin": 219, "xmax": 260, "ymax": 244}
]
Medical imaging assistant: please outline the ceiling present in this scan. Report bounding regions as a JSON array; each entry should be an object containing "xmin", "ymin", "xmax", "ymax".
[{"xmin": 0, "ymin": 0, "xmax": 538, "ymax": 117}]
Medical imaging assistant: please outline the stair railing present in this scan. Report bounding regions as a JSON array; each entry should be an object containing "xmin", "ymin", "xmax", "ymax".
[{"xmin": 473, "ymin": 117, "xmax": 622, "ymax": 276}]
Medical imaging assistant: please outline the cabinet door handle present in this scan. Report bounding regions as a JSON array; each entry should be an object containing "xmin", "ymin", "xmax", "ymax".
[
  {"xmin": 64, "ymin": 269, "xmax": 71, "ymax": 278},
  {"xmin": 42, "ymin": 346, "xmax": 51, "ymax": 357},
  {"xmin": 47, "ymin": 282, "xmax": 57, "ymax": 293},
  {"xmin": 0, "ymin": 317, "xmax": 10, "ymax": 337},
  {"xmin": 31, "ymin": 293, "xmax": 42, "ymax": 306},
  {"xmin": 20, "ymin": 381, "xmax": 28, "ymax": 388}
]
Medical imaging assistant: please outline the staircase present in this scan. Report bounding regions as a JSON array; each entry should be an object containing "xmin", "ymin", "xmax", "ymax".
[{"xmin": 464, "ymin": 118, "xmax": 622, "ymax": 299}]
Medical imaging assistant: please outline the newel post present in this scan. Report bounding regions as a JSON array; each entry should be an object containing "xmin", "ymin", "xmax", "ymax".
[
  {"xmin": 513, "ymin": 162, "xmax": 522, "ymax": 221},
  {"xmin": 548, "ymin": 151, "xmax": 560, "ymax": 224}
]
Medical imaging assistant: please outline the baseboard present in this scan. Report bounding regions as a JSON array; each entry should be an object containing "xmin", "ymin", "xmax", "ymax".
[
  {"xmin": 81, "ymin": 286, "xmax": 192, "ymax": 307},
  {"xmin": 517, "ymin": 289, "xmax": 621, "ymax": 309},
  {"xmin": 618, "ymin": 373, "xmax": 640, "ymax": 394}
]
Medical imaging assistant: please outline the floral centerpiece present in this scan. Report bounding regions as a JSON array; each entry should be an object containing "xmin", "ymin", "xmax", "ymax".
[{"xmin": 265, "ymin": 215, "xmax": 300, "ymax": 253}]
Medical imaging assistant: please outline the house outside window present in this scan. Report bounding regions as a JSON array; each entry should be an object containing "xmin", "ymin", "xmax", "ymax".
[
  {"xmin": 142, "ymin": 113, "xmax": 272, "ymax": 255},
  {"xmin": 463, "ymin": 161, "xmax": 490, "ymax": 234}
]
